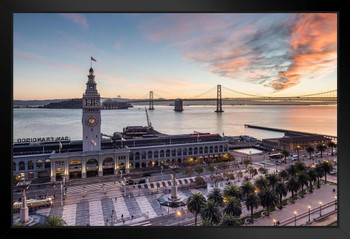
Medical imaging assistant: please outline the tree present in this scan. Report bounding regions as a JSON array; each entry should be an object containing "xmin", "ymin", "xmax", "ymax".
[
  {"xmin": 307, "ymin": 168, "xmax": 318, "ymax": 193},
  {"xmin": 218, "ymin": 162, "xmax": 229, "ymax": 170},
  {"xmin": 315, "ymin": 164, "xmax": 324, "ymax": 188},
  {"xmin": 258, "ymin": 167, "xmax": 268, "ymax": 176},
  {"xmin": 187, "ymin": 193, "xmax": 206, "ymax": 226},
  {"xmin": 223, "ymin": 184, "xmax": 243, "ymax": 201},
  {"xmin": 247, "ymin": 166, "xmax": 258, "ymax": 179},
  {"xmin": 295, "ymin": 161, "xmax": 307, "ymax": 173},
  {"xmin": 207, "ymin": 188, "xmax": 223, "ymax": 206},
  {"xmin": 184, "ymin": 166, "xmax": 194, "ymax": 177},
  {"xmin": 236, "ymin": 171, "xmax": 243, "ymax": 182},
  {"xmin": 223, "ymin": 196, "xmax": 242, "ymax": 217},
  {"xmin": 245, "ymin": 192, "xmax": 260, "ymax": 224},
  {"xmin": 327, "ymin": 142, "xmax": 337, "ymax": 156},
  {"xmin": 266, "ymin": 174, "xmax": 279, "ymax": 190},
  {"xmin": 242, "ymin": 157, "xmax": 252, "ymax": 171},
  {"xmin": 254, "ymin": 176, "xmax": 268, "ymax": 191},
  {"xmin": 240, "ymin": 181, "xmax": 255, "ymax": 199},
  {"xmin": 44, "ymin": 215, "xmax": 68, "ymax": 226},
  {"xmin": 201, "ymin": 218, "xmax": 212, "ymax": 226},
  {"xmin": 274, "ymin": 181, "xmax": 288, "ymax": 209},
  {"xmin": 194, "ymin": 164, "xmax": 204, "ymax": 175},
  {"xmin": 316, "ymin": 143, "xmax": 327, "ymax": 158},
  {"xmin": 280, "ymin": 149, "xmax": 290, "ymax": 163},
  {"xmin": 258, "ymin": 188, "xmax": 278, "ymax": 215},
  {"xmin": 320, "ymin": 161, "xmax": 333, "ymax": 183},
  {"xmin": 297, "ymin": 172, "xmax": 310, "ymax": 197},
  {"xmin": 278, "ymin": 169, "xmax": 289, "ymax": 182},
  {"xmin": 206, "ymin": 164, "xmax": 215, "ymax": 175},
  {"xmin": 195, "ymin": 176, "xmax": 205, "ymax": 186},
  {"xmin": 200, "ymin": 200, "xmax": 222, "ymax": 225},
  {"xmin": 286, "ymin": 176, "xmax": 300, "ymax": 202},
  {"xmin": 286, "ymin": 164, "xmax": 297, "ymax": 177},
  {"xmin": 306, "ymin": 145, "xmax": 315, "ymax": 159},
  {"xmin": 220, "ymin": 215, "xmax": 242, "ymax": 227}
]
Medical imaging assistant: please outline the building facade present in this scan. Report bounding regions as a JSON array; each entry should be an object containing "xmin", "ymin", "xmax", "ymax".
[{"xmin": 12, "ymin": 68, "xmax": 229, "ymax": 183}]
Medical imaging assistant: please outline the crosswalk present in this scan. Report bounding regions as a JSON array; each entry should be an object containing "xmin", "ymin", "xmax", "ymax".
[{"xmin": 89, "ymin": 200, "xmax": 105, "ymax": 226}]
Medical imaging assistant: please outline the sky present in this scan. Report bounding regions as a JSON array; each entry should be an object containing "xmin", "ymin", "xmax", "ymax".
[{"xmin": 13, "ymin": 13, "xmax": 337, "ymax": 100}]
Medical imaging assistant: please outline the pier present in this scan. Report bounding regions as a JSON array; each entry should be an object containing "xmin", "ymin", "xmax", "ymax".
[{"xmin": 244, "ymin": 124, "xmax": 337, "ymax": 140}]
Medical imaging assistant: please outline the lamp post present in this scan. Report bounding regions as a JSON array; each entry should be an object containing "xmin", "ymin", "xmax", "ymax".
[
  {"xmin": 273, "ymin": 219, "xmax": 277, "ymax": 226},
  {"xmin": 308, "ymin": 205, "xmax": 311, "ymax": 223},
  {"xmin": 319, "ymin": 201, "xmax": 323, "ymax": 217},
  {"xmin": 60, "ymin": 181, "xmax": 63, "ymax": 206},
  {"xmin": 176, "ymin": 210, "xmax": 182, "ymax": 226},
  {"xmin": 161, "ymin": 166, "xmax": 163, "ymax": 182},
  {"xmin": 297, "ymin": 145, "xmax": 300, "ymax": 161},
  {"xmin": 294, "ymin": 211, "xmax": 297, "ymax": 226},
  {"xmin": 334, "ymin": 195, "xmax": 337, "ymax": 210}
]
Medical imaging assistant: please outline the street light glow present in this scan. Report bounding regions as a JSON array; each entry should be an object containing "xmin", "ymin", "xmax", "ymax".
[
  {"xmin": 308, "ymin": 205, "xmax": 311, "ymax": 209},
  {"xmin": 294, "ymin": 211, "xmax": 298, "ymax": 215}
]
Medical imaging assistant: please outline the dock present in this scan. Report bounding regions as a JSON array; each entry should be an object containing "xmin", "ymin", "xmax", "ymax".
[{"xmin": 244, "ymin": 124, "xmax": 337, "ymax": 140}]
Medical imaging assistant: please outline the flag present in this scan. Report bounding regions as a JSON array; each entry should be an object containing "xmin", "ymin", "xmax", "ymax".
[
  {"xmin": 59, "ymin": 141, "xmax": 63, "ymax": 149},
  {"xmin": 121, "ymin": 137, "xmax": 126, "ymax": 142},
  {"xmin": 91, "ymin": 139, "xmax": 97, "ymax": 146},
  {"xmin": 91, "ymin": 56, "xmax": 97, "ymax": 62}
]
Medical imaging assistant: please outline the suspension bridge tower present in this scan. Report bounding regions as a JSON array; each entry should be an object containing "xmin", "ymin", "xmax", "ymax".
[
  {"xmin": 215, "ymin": 84, "xmax": 224, "ymax": 113},
  {"xmin": 149, "ymin": 91, "xmax": 154, "ymax": 110}
]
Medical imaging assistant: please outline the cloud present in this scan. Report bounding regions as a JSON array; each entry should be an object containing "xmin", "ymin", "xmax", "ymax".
[
  {"xmin": 140, "ymin": 13, "xmax": 337, "ymax": 92},
  {"xmin": 60, "ymin": 13, "xmax": 89, "ymax": 29}
]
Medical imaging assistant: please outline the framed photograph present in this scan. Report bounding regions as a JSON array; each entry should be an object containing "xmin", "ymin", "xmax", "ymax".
[{"xmin": 2, "ymin": 0, "xmax": 350, "ymax": 239}]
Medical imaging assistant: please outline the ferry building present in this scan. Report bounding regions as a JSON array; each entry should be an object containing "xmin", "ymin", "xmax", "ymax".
[{"xmin": 13, "ymin": 67, "xmax": 229, "ymax": 183}]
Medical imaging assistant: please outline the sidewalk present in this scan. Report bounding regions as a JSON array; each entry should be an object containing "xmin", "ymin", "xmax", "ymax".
[{"xmin": 252, "ymin": 183, "xmax": 337, "ymax": 226}]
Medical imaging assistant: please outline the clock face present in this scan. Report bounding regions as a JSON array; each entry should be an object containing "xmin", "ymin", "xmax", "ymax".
[{"xmin": 86, "ymin": 116, "xmax": 98, "ymax": 126}]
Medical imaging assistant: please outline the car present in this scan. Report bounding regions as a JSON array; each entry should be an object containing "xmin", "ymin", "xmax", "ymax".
[
  {"xmin": 127, "ymin": 179, "xmax": 135, "ymax": 185},
  {"xmin": 329, "ymin": 171, "xmax": 337, "ymax": 175},
  {"xmin": 142, "ymin": 173, "xmax": 151, "ymax": 177}
]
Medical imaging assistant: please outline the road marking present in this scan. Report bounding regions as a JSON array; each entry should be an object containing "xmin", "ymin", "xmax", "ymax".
[
  {"xmin": 61, "ymin": 204, "xmax": 77, "ymax": 226},
  {"xmin": 135, "ymin": 196, "xmax": 157, "ymax": 219},
  {"xmin": 89, "ymin": 200, "xmax": 105, "ymax": 226}
]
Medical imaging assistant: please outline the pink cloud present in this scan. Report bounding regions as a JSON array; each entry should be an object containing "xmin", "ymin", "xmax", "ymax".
[{"xmin": 60, "ymin": 13, "xmax": 89, "ymax": 29}]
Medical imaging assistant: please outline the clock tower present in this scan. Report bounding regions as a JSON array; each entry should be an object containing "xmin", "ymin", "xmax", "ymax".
[{"xmin": 82, "ymin": 67, "xmax": 101, "ymax": 151}]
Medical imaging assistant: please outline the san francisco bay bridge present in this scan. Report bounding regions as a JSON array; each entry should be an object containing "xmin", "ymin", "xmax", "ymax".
[{"xmin": 122, "ymin": 85, "xmax": 337, "ymax": 112}]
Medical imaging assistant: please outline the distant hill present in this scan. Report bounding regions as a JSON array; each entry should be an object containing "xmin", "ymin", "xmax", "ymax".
[
  {"xmin": 40, "ymin": 98, "xmax": 82, "ymax": 109},
  {"xmin": 13, "ymin": 99, "xmax": 70, "ymax": 106}
]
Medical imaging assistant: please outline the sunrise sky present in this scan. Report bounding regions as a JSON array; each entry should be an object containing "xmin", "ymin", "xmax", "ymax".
[{"xmin": 13, "ymin": 13, "xmax": 337, "ymax": 100}]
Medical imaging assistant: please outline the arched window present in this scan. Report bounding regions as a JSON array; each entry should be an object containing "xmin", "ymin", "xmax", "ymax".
[
  {"xmin": 141, "ymin": 151, "xmax": 146, "ymax": 160},
  {"xmin": 209, "ymin": 146, "xmax": 213, "ymax": 153},
  {"xmin": 177, "ymin": 148, "xmax": 182, "ymax": 156},
  {"xmin": 199, "ymin": 147, "xmax": 203, "ymax": 154},
  {"xmin": 172, "ymin": 149, "xmax": 176, "ymax": 157},
  {"xmin": 130, "ymin": 152, "xmax": 134, "ymax": 160},
  {"xmin": 19, "ymin": 161, "xmax": 25, "ymax": 171},
  {"xmin": 44, "ymin": 159, "xmax": 51, "ymax": 169},
  {"xmin": 166, "ymin": 149, "xmax": 170, "ymax": 157},
  {"xmin": 183, "ymin": 148, "xmax": 187, "ymax": 156},
  {"xmin": 28, "ymin": 160, "xmax": 34, "ymax": 170},
  {"xmin": 189, "ymin": 148, "xmax": 193, "ymax": 155},
  {"xmin": 194, "ymin": 147, "xmax": 198, "ymax": 155},
  {"xmin": 214, "ymin": 146, "xmax": 218, "ymax": 153},
  {"xmin": 36, "ymin": 160, "xmax": 43, "ymax": 170},
  {"xmin": 154, "ymin": 151, "xmax": 159, "ymax": 158},
  {"xmin": 160, "ymin": 150, "xmax": 164, "ymax": 158},
  {"xmin": 135, "ymin": 152, "xmax": 140, "ymax": 160},
  {"xmin": 204, "ymin": 147, "xmax": 208, "ymax": 154},
  {"xmin": 148, "ymin": 151, "xmax": 153, "ymax": 159}
]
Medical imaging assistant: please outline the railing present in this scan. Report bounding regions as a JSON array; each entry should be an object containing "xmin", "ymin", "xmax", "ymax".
[{"xmin": 277, "ymin": 199, "xmax": 337, "ymax": 226}]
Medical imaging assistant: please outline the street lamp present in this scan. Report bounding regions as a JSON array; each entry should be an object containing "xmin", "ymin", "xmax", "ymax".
[
  {"xmin": 308, "ymin": 205, "xmax": 311, "ymax": 223},
  {"xmin": 297, "ymin": 145, "xmax": 300, "ymax": 161},
  {"xmin": 319, "ymin": 201, "xmax": 323, "ymax": 217},
  {"xmin": 334, "ymin": 195, "xmax": 337, "ymax": 210},
  {"xmin": 176, "ymin": 210, "xmax": 182, "ymax": 226},
  {"xmin": 273, "ymin": 219, "xmax": 277, "ymax": 226},
  {"xmin": 294, "ymin": 211, "xmax": 298, "ymax": 226}
]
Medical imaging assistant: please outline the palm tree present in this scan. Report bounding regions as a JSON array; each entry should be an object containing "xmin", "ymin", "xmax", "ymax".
[
  {"xmin": 316, "ymin": 143, "xmax": 327, "ymax": 158},
  {"xmin": 297, "ymin": 172, "xmax": 310, "ymax": 197},
  {"xmin": 320, "ymin": 161, "xmax": 333, "ymax": 183},
  {"xmin": 295, "ymin": 161, "xmax": 307, "ymax": 173},
  {"xmin": 286, "ymin": 176, "xmax": 300, "ymax": 202},
  {"xmin": 236, "ymin": 171, "xmax": 243, "ymax": 182},
  {"xmin": 274, "ymin": 181, "xmax": 288, "ymax": 209},
  {"xmin": 184, "ymin": 166, "xmax": 194, "ymax": 177},
  {"xmin": 194, "ymin": 164, "xmax": 204, "ymax": 175},
  {"xmin": 220, "ymin": 214, "xmax": 242, "ymax": 226},
  {"xmin": 187, "ymin": 193, "xmax": 206, "ymax": 226},
  {"xmin": 245, "ymin": 192, "xmax": 260, "ymax": 224},
  {"xmin": 207, "ymin": 188, "xmax": 223, "ymax": 206},
  {"xmin": 306, "ymin": 145, "xmax": 315, "ymax": 159},
  {"xmin": 223, "ymin": 196, "xmax": 242, "ymax": 217},
  {"xmin": 258, "ymin": 167, "xmax": 268, "ymax": 176},
  {"xmin": 240, "ymin": 181, "xmax": 255, "ymax": 199},
  {"xmin": 200, "ymin": 200, "xmax": 222, "ymax": 225},
  {"xmin": 280, "ymin": 149, "xmax": 290, "ymax": 163},
  {"xmin": 278, "ymin": 169, "xmax": 289, "ymax": 182},
  {"xmin": 266, "ymin": 174, "xmax": 279, "ymax": 190},
  {"xmin": 258, "ymin": 188, "xmax": 278, "ymax": 215},
  {"xmin": 44, "ymin": 215, "xmax": 67, "ymax": 226},
  {"xmin": 286, "ymin": 164, "xmax": 297, "ymax": 177},
  {"xmin": 254, "ymin": 176, "xmax": 268, "ymax": 190},
  {"xmin": 201, "ymin": 217, "xmax": 212, "ymax": 226},
  {"xmin": 315, "ymin": 164, "xmax": 324, "ymax": 188},
  {"xmin": 327, "ymin": 142, "xmax": 337, "ymax": 156},
  {"xmin": 223, "ymin": 184, "xmax": 243, "ymax": 201},
  {"xmin": 307, "ymin": 168, "xmax": 318, "ymax": 193}
]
